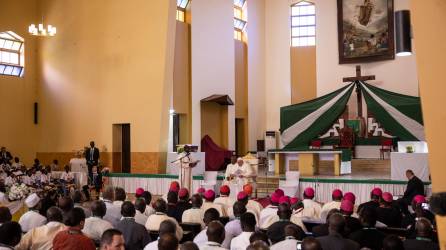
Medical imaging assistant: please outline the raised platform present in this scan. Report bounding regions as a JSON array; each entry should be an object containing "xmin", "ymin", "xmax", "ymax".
[{"xmin": 105, "ymin": 166, "xmax": 431, "ymax": 205}]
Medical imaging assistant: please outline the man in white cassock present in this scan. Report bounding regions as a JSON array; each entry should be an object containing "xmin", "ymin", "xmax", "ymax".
[
  {"xmin": 225, "ymin": 157, "xmax": 254, "ymax": 187},
  {"xmin": 175, "ymin": 145, "xmax": 199, "ymax": 192}
]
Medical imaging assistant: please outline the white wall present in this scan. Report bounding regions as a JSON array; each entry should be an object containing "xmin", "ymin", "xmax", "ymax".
[
  {"xmin": 260, "ymin": 0, "xmax": 418, "ymax": 127},
  {"xmin": 315, "ymin": 0, "xmax": 419, "ymax": 117},
  {"xmin": 191, "ymin": 0, "xmax": 235, "ymax": 149},
  {"xmin": 247, "ymin": 0, "xmax": 267, "ymax": 151},
  {"xmin": 264, "ymin": 0, "xmax": 292, "ymax": 131}
]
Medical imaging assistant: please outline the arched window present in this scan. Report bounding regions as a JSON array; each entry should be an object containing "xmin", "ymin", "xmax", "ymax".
[
  {"xmin": 0, "ymin": 31, "xmax": 24, "ymax": 77},
  {"xmin": 291, "ymin": 1, "xmax": 316, "ymax": 47}
]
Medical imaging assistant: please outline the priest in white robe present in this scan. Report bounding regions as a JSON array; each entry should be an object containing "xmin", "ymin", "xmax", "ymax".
[{"xmin": 176, "ymin": 145, "xmax": 199, "ymax": 191}]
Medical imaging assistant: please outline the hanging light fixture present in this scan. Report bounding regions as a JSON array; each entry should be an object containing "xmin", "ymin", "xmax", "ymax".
[
  {"xmin": 395, "ymin": 10, "xmax": 412, "ymax": 56},
  {"xmin": 28, "ymin": 17, "xmax": 57, "ymax": 37}
]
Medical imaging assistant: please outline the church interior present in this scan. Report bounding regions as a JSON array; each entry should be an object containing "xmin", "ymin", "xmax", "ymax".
[{"xmin": 1, "ymin": 0, "xmax": 446, "ymax": 248}]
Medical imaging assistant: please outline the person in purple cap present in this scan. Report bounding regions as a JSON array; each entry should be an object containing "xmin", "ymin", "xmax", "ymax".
[
  {"xmin": 175, "ymin": 188, "xmax": 192, "ymax": 223},
  {"xmin": 321, "ymin": 189, "xmax": 343, "ymax": 221},
  {"xmin": 214, "ymin": 185, "xmax": 235, "ymax": 216},
  {"xmin": 401, "ymin": 195, "xmax": 435, "ymax": 236},
  {"xmin": 226, "ymin": 191, "xmax": 260, "ymax": 227},
  {"xmin": 259, "ymin": 191, "xmax": 281, "ymax": 229},
  {"xmin": 376, "ymin": 192, "xmax": 402, "ymax": 227},
  {"xmin": 265, "ymin": 196, "xmax": 307, "ymax": 232},
  {"xmin": 302, "ymin": 187, "xmax": 322, "ymax": 219},
  {"xmin": 339, "ymin": 200, "xmax": 361, "ymax": 237},
  {"xmin": 201, "ymin": 190, "xmax": 226, "ymax": 217},
  {"xmin": 357, "ymin": 187, "xmax": 382, "ymax": 214}
]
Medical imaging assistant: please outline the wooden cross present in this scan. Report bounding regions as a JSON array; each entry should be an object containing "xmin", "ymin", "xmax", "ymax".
[
  {"xmin": 342, "ymin": 65, "xmax": 375, "ymax": 82},
  {"xmin": 342, "ymin": 65, "xmax": 376, "ymax": 118}
]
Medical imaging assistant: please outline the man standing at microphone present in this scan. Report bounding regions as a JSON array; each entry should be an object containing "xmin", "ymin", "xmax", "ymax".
[{"xmin": 177, "ymin": 145, "xmax": 199, "ymax": 191}]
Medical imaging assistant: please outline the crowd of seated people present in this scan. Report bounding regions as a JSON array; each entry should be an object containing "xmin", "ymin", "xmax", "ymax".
[
  {"xmin": 0, "ymin": 150, "xmax": 440, "ymax": 250},
  {"xmin": 0, "ymin": 148, "xmax": 104, "ymax": 197}
]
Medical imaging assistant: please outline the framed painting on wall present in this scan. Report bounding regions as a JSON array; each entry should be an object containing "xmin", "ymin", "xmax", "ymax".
[{"xmin": 337, "ymin": 0, "xmax": 395, "ymax": 64}]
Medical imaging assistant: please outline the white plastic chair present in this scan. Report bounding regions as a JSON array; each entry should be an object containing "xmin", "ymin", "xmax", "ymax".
[
  {"xmin": 201, "ymin": 171, "xmax": 218, "ymax": 191},
  {"xmin": 279, "ymin": 171, "xmax": 300, "ymax": 197}
]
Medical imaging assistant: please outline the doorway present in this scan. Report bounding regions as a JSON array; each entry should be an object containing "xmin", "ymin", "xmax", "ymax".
[{"xmin": 113, "ymin": 124, "xmax": 131, "ymax": 173}]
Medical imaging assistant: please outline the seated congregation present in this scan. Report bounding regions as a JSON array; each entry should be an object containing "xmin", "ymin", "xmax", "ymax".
[{"xmin": 0, "ymin": 177, "xmax": 439, "ymax": 250}]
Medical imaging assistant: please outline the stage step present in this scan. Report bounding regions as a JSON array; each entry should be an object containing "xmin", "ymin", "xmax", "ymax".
[{"xmin": 255, "ymin": 176, "xmax": 280, "ymax": 198}]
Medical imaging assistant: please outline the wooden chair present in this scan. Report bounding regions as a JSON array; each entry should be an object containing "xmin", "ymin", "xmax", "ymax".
[
  {"xmin": 180, "ymin": 222, "xmax": 202, "ymax": 239},
  {"xmin": 337, "ymin": 126, "xmax": 355, "ymax": 157},
  {"xmin": 377, "ymin": 227, "xmax": 409, "ymax": 238},
  {"xmin": 219, "ymin": 216, "xmax": 230, "ymax": 226},
  {"xmin": 149, "ymin": 231, "xmax": 159, "ymax": 240},
  {"xmin": 380, "ymin": 138, "xmax": 393, "ymax": 159}
]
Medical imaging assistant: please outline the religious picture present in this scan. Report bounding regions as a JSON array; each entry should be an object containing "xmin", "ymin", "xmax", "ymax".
[{"xmin": 337, "ymin": 0, "xmax": 394, "ymax": 64}]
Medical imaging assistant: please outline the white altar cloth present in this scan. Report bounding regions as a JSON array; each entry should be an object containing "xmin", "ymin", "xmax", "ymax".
[{"xmin": 390, "ymin": 152, "xmax": 430, "ymax": 181}]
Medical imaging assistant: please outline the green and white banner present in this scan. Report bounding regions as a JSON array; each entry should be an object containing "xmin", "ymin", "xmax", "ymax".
[
  {"xmin": 281, "ymin": 83, "xmax": 355, "ymax": 148},
  {"xmin": 280, "ymin": 81, "xmax": 424, "ymax": 149},
  {"xmin": 359, "ymin": 81, "xmax": 424, "ymax": 141}
]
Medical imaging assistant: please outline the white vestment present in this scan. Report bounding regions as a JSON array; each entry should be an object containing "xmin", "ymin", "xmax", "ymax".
[
  {"xmin": 320, "ymin": 201, "xmax": 341, "ymax": 221},
  {"xmin": 302, "ymin": 199, "xmax": 322, "ymax": 219},
  {"xmin": 259, "ymin": 205, "xmax": 278, "ymax": 229},
  {"xmin": 224, "ymin": 163, "xmax": 253, "ymax": 186},
  {"xmin": 270, "ymin": 238, "xmax": 300, "ymax": 250},
  {"xmin": 182, "ymin": 208, "xmax": 205, "ymax": 229},
  {"xmin": 177, "ymin": 153, "xmax": 194, "ymax": 191},
  {"xmin": 15, "ymin": 221, "xmax": 66, "ymax": 250},
  {"xmin": 82, "ymin": 216, "xmax": 113, "ymax": 241}
]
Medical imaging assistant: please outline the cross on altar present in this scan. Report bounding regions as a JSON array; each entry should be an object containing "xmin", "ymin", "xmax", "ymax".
[{"xmin": 342, "ymin": 65, "xmax": 376, "ymax": 117}]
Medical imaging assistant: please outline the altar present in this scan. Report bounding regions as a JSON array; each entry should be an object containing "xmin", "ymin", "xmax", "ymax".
[
  {"xmin": 268, "ymin": 149, "xmax": 352, "ymax": 176},
  {"xmin": 391, "ymin": 141, "xmax": 430, "ymax": 181}
]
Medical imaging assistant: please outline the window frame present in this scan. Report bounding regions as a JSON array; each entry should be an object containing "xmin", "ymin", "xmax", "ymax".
[
  {"xmin": 291, "ymin": 1, "xmax": 316, "ymax": 47},
  {"xmin": 233, "ymin": 0, "xmax": 247, "ymax": 41},
  {"xmin": 0, "ymin": 31, "xmax": 24, "ymax": 77},
  {"xmin": 176, "ymin": 0, "xmax": 189, "ymax": 22}
]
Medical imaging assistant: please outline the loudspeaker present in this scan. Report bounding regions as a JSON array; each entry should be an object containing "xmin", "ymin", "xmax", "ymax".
[
  {"xmin": 395, "ymin": 10, "xmax": 412, "ymax": 56},
  {"xmin": 34, "ymin": 102, "xmax": 38, "ymax": 124},
  {"xmin": 257, "ymin": 140, "xmax": 265, "ymax": 152}
]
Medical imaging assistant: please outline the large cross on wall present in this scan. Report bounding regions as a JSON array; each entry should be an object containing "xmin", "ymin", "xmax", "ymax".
[{"xmin": 343, "ymin": 65, "xmax": 376, "ymax": 118}]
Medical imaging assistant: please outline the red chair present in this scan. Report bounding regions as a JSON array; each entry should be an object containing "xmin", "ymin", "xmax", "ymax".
[
  {"xmin": 310, "ymin": 140, "xmax": 322, "ymax": 149},
  {"xmin": 380, "ymin": 138, "xmax": 393, "ymax": 159}
]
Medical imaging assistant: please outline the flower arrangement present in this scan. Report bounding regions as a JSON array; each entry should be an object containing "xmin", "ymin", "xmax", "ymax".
[{"xmin": 7, "ymin": 183, "xmax": 30, "ymax": 201}]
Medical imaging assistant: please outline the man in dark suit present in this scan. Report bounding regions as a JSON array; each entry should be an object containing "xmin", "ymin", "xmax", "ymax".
[
  {"xmin": 115, "ymin": 201, "xmax": 151, "ymax": 250},
  {"xmin": 317, "ymin": 213, "xmax": 360, "ymax": 250},
  {"xmin": 267, "ymin": 203, "xmax": 305, "ymax": 244},
  {"xmin": 85, "ymin": 141, "xmax": 99, "ymax": 184},
  {"xmin": 0, "ymin": 147, "xmax": 12, "ymax": 165},
  {"xmin": 399, "ymin": 169, "xmax": 424, "ymax": 214},
  {"xmin": 403, "ymin": 218, "xmax": 439, "ymax": 250}
]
